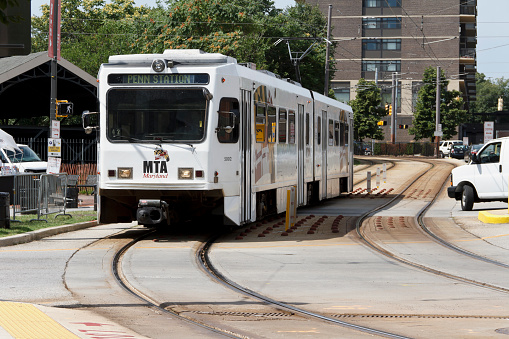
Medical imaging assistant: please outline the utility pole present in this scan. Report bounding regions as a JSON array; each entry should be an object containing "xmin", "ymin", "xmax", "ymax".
[
  {"xmin": 324, "ymin": 4, "xmax": 332, "ymax": 96},
  {"xmin": 390, "ymin": 72, "xmax": 397, "ymax": 143},
  {"xmin": 435, "ymin": 66, "xmax": 441, "ymax": 158},
  {"xmin": 49, "ymin": 0, "xmax": 60, "ymax": 137}
]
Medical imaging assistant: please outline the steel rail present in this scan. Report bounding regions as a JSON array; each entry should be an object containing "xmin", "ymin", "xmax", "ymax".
[
  {"xmin": 357, "ymin": 159, "xmax": 509, "ymax": 295},
  {"xmin": 111, "ymin": 228, "xmax": 244, "ymax": 339},
  {"xmin": 416, "ymin": 165, "xmax": 509, "ymax": 269},
  {"xmin": 198, "ymin": 238, "xmax": 409, "ymax": 337}
]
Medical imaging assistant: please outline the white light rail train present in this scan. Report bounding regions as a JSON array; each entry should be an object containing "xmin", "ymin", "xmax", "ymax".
[{"xmin": 83, "ymin": 49, "xmax": 353, "ymax": 227}]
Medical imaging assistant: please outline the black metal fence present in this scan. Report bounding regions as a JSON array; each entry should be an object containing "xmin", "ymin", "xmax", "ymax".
[
  {"xmin": 354, "ymin": 141, "xmax": 436, "ymax": 157},
  {"xmin": 17, "ymin": 138, "xmax": 97, "ymax": 164}
]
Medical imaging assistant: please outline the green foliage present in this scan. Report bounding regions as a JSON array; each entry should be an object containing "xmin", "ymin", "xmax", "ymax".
[
  {"xmin": 409, "ymin": 67, "xmax": 468, "ymax": 141},
  {"xmin": 31, "ymin": 0, "xmax": 333, "ymax": 94},
  {"xmin": 32, "ymin": 0, "xmax": 151, "ymax": 75},
  {"xmin": 349, "ymin": 78, "xmax": 387, "ymax": 141},
  {"xmin": 470, "ymin": 73, "xmax": 509, "ymax": 121}
]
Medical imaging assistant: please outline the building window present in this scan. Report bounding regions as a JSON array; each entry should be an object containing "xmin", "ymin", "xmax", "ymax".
[
  {"xmin": 384, "ymin": 0, "xmax": 401, "ymax": 7},
  {"xmin": 362, "ymin": 39, "xmax": 401, "ymax": 51},
  {"xmin": 333, "ymin": 83, "xmax": 350, "ymax": 103},
  {"xmin": 363, "ymin": 17, "xmax": 402, "ymax": 31},
  {"xmin": 363, "ymin": 0, "xmax": 401, "ymax": 8},
  {"xmin": 362, "ymin": 60, "xmax": 401, "ymax": 72},
  {"xmin": 364, "ymin": 0, "xmax": 378, "ymax": 8},
  {"xmin": 363, "ymin": 39, "xmax": 381, "ymax": 50},
  {"xmin": 382, "ymin": 39, "xmax": 401, "ymax": 50},
  {"xmin": 384, "ymin": 18, "xmax": 402, "ymax": 29}
]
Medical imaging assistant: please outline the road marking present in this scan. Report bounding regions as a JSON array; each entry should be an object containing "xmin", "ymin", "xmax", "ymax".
[{"xmin": 0, "ymin": 301, "xmax": 78, "ymax": 338}]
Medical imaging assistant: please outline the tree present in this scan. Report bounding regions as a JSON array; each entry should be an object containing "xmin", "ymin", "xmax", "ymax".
[
  {"xmin": 349, "ymin": 78, "xmax": 387, "ymax": 141},
  {"xmin": 470, "ymin": 73, "xmax": 509, "ymax": 119},
  {"xmin": 410, "ymin": 67, "xmax": 468, "ymax": 141},
  {"xmin": 32, "ymin": 0, "xmax": 151, "ymax": 76},
  {"xmin": 31, "ymin": 0, "xmax": 333, "ymax": 93}
]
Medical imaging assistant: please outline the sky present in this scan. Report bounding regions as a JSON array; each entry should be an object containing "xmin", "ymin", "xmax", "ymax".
[{"xmin": 30, "ymin": 0, "xmax": 508, "ymax": 80}]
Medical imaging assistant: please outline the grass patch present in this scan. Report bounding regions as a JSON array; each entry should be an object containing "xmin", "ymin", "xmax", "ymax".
[{"xmin": 0, "ymin": 210, "xmax": 97, "ymax": 238}]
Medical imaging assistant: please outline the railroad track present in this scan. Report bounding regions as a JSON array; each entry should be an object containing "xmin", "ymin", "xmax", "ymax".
[
  {"xmin": 357, "ymin": 158, "xmax": 509, "ymax": 295},
  {"xmin": 105, "ymin": 157, "xmax": 509, "ymax": 338}
]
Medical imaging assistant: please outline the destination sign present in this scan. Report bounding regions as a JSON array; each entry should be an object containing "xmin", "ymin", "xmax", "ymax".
[{"xmin": 108, "ymin": 73, "xmax": 209, "ymax": 85}]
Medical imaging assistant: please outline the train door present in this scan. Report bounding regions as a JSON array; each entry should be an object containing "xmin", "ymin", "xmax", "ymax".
[
  {"xmin": 321, "ymin": 110, "xmax": 328, "ymax": 200},
  {"xmin": 314, "ymin": 109, "xmax": 322, "ymax": 198},
  {"xmin": 298, "ymin": 104, "xmax": 305, "ymax": 205},
  {"xmin": 240, "ymin": 88, "xmax": 253, "ymax": 223}
]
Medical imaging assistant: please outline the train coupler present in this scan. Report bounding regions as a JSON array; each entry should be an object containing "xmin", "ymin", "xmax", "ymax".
[{"xmin": 137, "ymin": 199, "xmax": 169, "ymax": 226}]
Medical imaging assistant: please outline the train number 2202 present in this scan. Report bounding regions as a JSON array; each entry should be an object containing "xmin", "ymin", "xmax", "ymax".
[{"xmin": 224, "ymin": 157, "xmax": 232, "ymax": 161}]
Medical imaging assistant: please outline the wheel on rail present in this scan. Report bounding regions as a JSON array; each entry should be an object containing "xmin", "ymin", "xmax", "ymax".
[{"xmin": 460, "ymin": 185, "xmax": 474, "ymax": 211}]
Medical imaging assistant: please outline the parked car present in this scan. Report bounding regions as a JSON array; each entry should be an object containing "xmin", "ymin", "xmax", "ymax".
[
  {"xmin": 0, "ymin": 144, "xmax": 48, "ymax": 174},
  {"xmin": 450, "ymin": 144, "xmax": 466, "ymax": 159},
  {"xmin": 464, "ymin": 143, "xmax": 484, "ymax": 163},
  {"xmin": 439, "ymin": 140, "xmax": 463, "ymax": 158}
]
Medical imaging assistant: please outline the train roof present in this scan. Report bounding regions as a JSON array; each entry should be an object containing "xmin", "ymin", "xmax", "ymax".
[
  {"xmin": 107, "ymin": 49, "xmax": 236, "ymax": 66},
  {"xmin": 104, "ymin": 49, "xmax": 352, "ymax": 112}
]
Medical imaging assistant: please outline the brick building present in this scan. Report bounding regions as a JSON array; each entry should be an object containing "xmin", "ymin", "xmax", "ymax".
[{"xmin": 307, "ymin": 0, "xmax": 477, "ymax": 142}]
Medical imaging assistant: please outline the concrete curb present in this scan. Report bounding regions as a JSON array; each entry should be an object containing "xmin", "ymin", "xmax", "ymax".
[
  {"xmin": 478, "ymin": 211, "xmax": 509, "ymax": 224},
  {"xmin": 0, "ymin": 220, "xmax": 99, "ymax": 247}
]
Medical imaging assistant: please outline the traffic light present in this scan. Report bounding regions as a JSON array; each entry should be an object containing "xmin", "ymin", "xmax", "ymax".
[
  {"xmin": 385, "ymin": 104, "xmax": 392, "ymax": 115},
  {"xmin": 377, "ymin": 120, "xmax": 387, "ymax": 126},
  {"xmin": 398, "ymin": 124, "xmax": 408, "ymax": 129},
  {"xmin": 56, "ymin": 100, "xmax": 73, "ymax": 117}
]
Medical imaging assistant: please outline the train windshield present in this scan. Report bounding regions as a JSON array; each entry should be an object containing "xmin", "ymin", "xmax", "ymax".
[{"xmin": 107, "ymin": 89, "xmax": 207, "ymax": 143}]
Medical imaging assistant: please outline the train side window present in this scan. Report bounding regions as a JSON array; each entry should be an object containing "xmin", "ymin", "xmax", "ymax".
[
  {"xmin": 288, "ymin": 110, "xmax": 295, "ymax": 144},
  {"xmin": 267, "ymin": 106, "xmax": 276, "ymax": 143},
  {"xmin": 335, "ymin": 121, "xmax": 340, "ymax": 146},
  {"xmin": 328, "ymin": 119, "xmax": 334, "ymax": 146},
  {"xmin": 305, "ymin": 113, "xmax": 310, "ymax": 146},
  {"xmin": 317, "ymin": 116, "xmax": 321, "ymax": 145},
  {"xmin": 344, "ymin": 122, "xmax": 349, "ymax": 146},
  {"xmin": 217, "ymin": 97, "xmax": 240, "ymax": 143},
  {"xmin": 255, "ymin": 104, "xmax": 266, "ymax": 143},
  {"xmin": 279, "ymin": 108, "xmax": 287, "ymax": 143}
]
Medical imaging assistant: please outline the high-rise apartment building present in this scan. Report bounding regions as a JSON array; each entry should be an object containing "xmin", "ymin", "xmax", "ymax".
[{"xmin": 310, "ymin": 0, "xmax": 477, "ymax": 141}]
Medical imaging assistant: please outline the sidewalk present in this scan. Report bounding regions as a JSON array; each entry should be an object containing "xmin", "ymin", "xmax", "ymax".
[{"xmin": 0, "ymin": 195, "xmax": 148, "ymax": 339}]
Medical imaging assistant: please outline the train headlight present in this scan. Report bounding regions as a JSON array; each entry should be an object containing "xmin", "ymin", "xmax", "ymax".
[
  {"xmin": 118, "ymin": 167, "xmax": 133, "ymax": 179},
  {"xmin": 178, "ymin": 168, "xmax": 194, "ymax": 179},
  {"xmin": 152, "ymin": 59, "xmax": 166, "ymax": 72}
]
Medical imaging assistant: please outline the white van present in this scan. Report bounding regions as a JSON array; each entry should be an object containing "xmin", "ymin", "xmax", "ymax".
[
  {"xmin": 448, "ymin": 137, "xmax": 508, "ymax": 210},
  {"xmin": 0, "ymin": 144, "xmax": 48, "ymax": 174}
]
